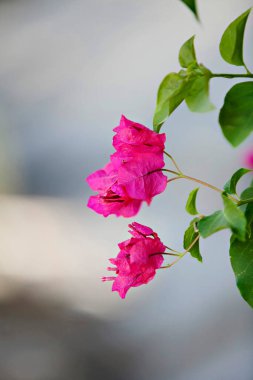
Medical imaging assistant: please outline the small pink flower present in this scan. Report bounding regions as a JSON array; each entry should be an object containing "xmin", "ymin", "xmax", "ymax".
[
  {"xmin": 102, "ymin": 222, "xmax": 165, "ymax": 298},
  {"xmin": 86, "ymin": 116, "xmax": 167, "ymax": 217},
  {"xmin": 244, "ymin": 149, "xmax": 253, "ymax": 169}
]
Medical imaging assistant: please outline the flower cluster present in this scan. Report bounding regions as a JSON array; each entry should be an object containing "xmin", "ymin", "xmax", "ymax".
[
  {"xmin": 87, "ymin": 116, "xmax": 167, "ymax": 217},
  {"xmin": 102, "ymin": 222, "xmax": 166, "ymax": 298}
]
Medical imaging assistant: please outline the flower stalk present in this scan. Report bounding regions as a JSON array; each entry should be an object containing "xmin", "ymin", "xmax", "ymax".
[
  {"xmin": 163, "ymin": 153, "xmax": 240, "ymax": 204},
  {"xmin": 161, "ymin": 234, "xmax": 200, "ymax": 269},
  {"xmin": 211, "ymin": 73, "xmax": 253, "ymax": 79}
]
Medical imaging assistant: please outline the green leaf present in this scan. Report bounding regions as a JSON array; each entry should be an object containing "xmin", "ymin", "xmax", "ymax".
[
  {"xmin": 198, "ymin": 210, "xmax": 229, "ymax": 238},
  {"xmin": 245, "ymin": 202, "xmax": 253, "ymax": 238},
  {"xmin": 185, "ymin": 187, "xmax": 199, "ymax": 215},
  {"xmin": 230, "ymin": 233, "xmax": 253, "ymax": 308},
  {"xmin": 241, "ymin": 186, "xmax": 253, "ymax": 237},
  {"xmin": 222, "ymin": 194, "xmax": 247, "ymax": 241},
  {"xmin": 239, "ymin": 185, "xmax": 253, "ymax": 211},
  {"xmin": 180, "ymin": 0, "xmax": 199, "ymax": 20},
  {"xmin": 219, "ymin": 8, "xmax": 251, "ymax": 66},
  {"xmin": 153, "ymin": 72, "xmax": 188, "ymax": 132},
  {"xmin": 241, "ymin": 186, "xmax": 253, "ymax": 200},
  {"xmin": 219, "ymin": 82, "xmax": 253, "ymax": 146},
  {"xmin": 185, "ymin": 68, "xmax": 215, "ymax": 112},
  {"xmin": 183, "ymin": 219, "xmax": 202, "ymax": 262},
  {"xmin": 179, "ymin": 36, "xmax": 197, "ymax": 68},
  {"xmin": 224, "ymin": 168, "xmax": 251, "ymax": 195}
]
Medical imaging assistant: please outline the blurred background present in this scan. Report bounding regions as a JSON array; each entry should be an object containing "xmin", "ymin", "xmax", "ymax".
[{"xmin": 0, "ymin": 0, "xmax": 252, "ymax": 379}]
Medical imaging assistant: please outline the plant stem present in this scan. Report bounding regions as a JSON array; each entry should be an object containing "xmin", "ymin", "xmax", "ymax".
[
  {"xmin": 164, "ymin": 151, "xmax": 183, "ymax": 174},
  {"xmin": 181, "ymin": 174, "xmax": 240, "ymax": 203},
  {"xmin": 163, "ymin": 170, "xmax": 239, "ymax": 204},
  {"xmin": 167, "ymin": 177, "xmax": 182, "ymax": 184},
  {"xmin": 244, "ymin": 63, "xmax": 252, "ymax": 75},
  {"xmin": 161, "ymin": 252, "xmax": 188, "ymax": 269},
  {"xmin": 238, "ymin": 197, "xmax": 253, "ymax": 206},
  {"xmin": 162, "ymin": 168, "xmax": 181, "ymax": 176},
  {"xmin": 181, "ymin": 174, "xmax": 223, "ymax": 194},
  {"xmin": 150, "ymin": 251, "xmax": 180, "ymax": 257},
  {"xmin": 165, "ymin": 245, "xmax": 180, "ymax": 253},
  {"xmin": 161, "ymin": 235, "xmax": 200, "ymax": 269},
  {"xmin": 163, "ymin": 252, "xmax": 181, "ymax": 257},
  {"xmin": 211, "ymin": 73, "xmax": 253, "ymax": 79}
]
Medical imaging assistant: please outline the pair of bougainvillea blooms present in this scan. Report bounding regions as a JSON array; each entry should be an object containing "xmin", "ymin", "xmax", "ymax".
[
  {"xmin": 102, "ymin": 222, "xmax": 166, "ymax": 298},
  {"xmin": 87, "ymin": 116, "xmax": 168, "ymax": 297},
  {"xmin": 87, "ymin": 116, "xmax": 167, "ymax": 217}
]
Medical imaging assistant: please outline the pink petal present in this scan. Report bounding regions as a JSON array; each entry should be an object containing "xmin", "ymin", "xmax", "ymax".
[
  {"xmin": 118, "ymin": 157, "xmax": 167, "ymax": 200},
  {"xmin": 87, "ymin": 195, "xmax": 142, "ymax": 217},
  {"xmin": 129, "ymin": 222, "xmax": 154, "ymax": 237},
  {"xmin": 86, "ymin": 162, "xmax": 116, "ymax": 192},
  {"xmin": 113, "ymin": 115, "xmax": 166, "ymax": 151},
  {"xmin": 112, "ymin": 274, "xmax": 136, "ymax": 298}
]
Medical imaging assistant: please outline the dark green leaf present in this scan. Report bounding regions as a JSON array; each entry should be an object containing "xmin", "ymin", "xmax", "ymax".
[
  {"xmin": 219, "ymin": 8, "xmax": 251, "ymax": 66},
  {"xmin": 185, "ymin": 187, "xmax": 199, "ymax": 215},
  {"xmin": 224, "ymin": 168, "xmax": 251, "ymax": 195},
  {"xmin": 245, "ymin": 202, "xmax": 253, "ymax": 238},
  {"xmin": 198, "ymin": 210, "xmax": 229, "ymax": 238},
  {"xmin": 179, "ymin": 36, "xmax": 197, "ymax": 68},
  {"xmin": 239, "ymin": 185, "xmax": 253, "ymax": 212},
  {"xmin": 153, "ymin": 72, "xmax": 188, "ymax": 132},
  {"xmin": 241, "ymin": 186, "xmax": 253, "ymax": 237},
  {"xmin": 241, "ymin": 186, "xmax": 253, "ymax": 201},
  {"xmin": 222, "ymin": 194, "xmax": 247, "ymax": 241},
  {"xmin": 184, "ymin": 219, "xmax": 202, "ymax": 262},
  {"xmin": 219, "ymin": 82, "xmax": 253, "ymax": 146},
  {"xmin": 180, "ymin": 0, "xmax": 199, "ymax": 20},
  {"xmin": 185, "ymin": 68, "xmax": 215, "ymax": 112},
  {"xmin": 230, "ymin": 233, "xmax": 253, "ymax": 308}
]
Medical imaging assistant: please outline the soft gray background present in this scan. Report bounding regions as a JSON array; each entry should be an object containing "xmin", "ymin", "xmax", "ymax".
[{"xmin": 0, "ymin": 0, "xmax": 252, "ymax": 379}]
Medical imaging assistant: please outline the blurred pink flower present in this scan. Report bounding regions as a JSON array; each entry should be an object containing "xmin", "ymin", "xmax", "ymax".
[
  {"xmin": 244, "ymin": 149, "xmax": 253, "ymax": 169},
  {"xmin": 102, "ymin": 222, "xmax": 165, "ymax": 298},
  {"xmin": 86, "ymin": 116, "xmax": 167, "ymax": 217}
]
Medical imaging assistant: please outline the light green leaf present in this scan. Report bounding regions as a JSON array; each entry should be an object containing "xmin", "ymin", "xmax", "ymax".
[
  {"xmin": 219, "ymin": 8, "xmax": 251, "ymax": 66},
  {"xmin": 198, "ymin": 210, "xmax": 229, "ymax": 238},
  {"xmin": 222, "ymin": 194, "xmax": 247, "ymax": 241},
  {"xmin": 183, "ymin": 219, "xmax": 202, "ymax": 262},
  {"xmin": 180, "ymin": 0, "xmax": 199, "ymax": 20},
  {"xmin": 219, "ymin": 82, "xmax": 253, "ymax": 146},
  {"xmin": 179, "ymin": 36, "xmax": 197, "ymax": 68},
  {"xmin": 153, "ymin": 72, "xmax": 188, "ymax": 132},
  {"xmin": 185, "ymin": 187, "xmax": 199, "ymax": 215},
  {"xmin": 224, "ymin": 168, "xmax": 252, "ymax": 195},
  {"xmin": 185, "ymin": 69, "xmax": 215, "ymax": 112},
  {"xmin": 230, "ymin": 233, "xmax": 253, "ymax": 308}
]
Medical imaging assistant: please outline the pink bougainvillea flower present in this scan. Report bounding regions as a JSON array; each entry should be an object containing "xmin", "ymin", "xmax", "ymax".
[
  {"xmin": 87, "ymin": 162, "xmax": 142, "ymax": 217},
  {"xmin": 113, "ymin": 153, "xmax": 167, "ymax": 203},
  {"xmin": 113, "ymin": 115, "xmax": 166, "ymax": 153},
  {"xmin": 244, "ymin": 149, "xmax": 253, "ymax": 169},
  {"xmin": 102, "ymin": 222, "xmax": 165, "ymax": 298},
  {"xmin": 86, "ymin": 116, "xmax": 167, "ymax": 217}
]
